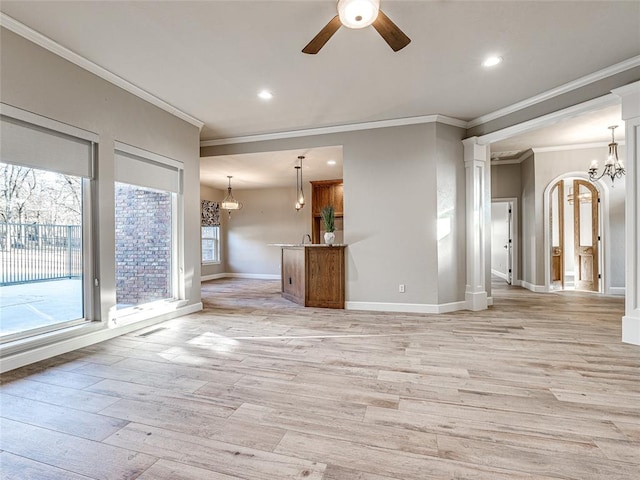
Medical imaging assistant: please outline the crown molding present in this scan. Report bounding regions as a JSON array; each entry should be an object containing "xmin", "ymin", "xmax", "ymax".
[
  {"xmin": 468, "ymin": 55, "xmax": 640, "ymax": 129},
  {"xmin": 492, "ymin": 138, "xmax": 628, "ymax": 164},
  {"xmin": 0, "ymin": 13, "xmax": 205, "ymax": 131},
  {"xmin": 532, "ymin": 140, "xmax": 625, "ymax": 154},
  {"xmin": 492, "ymin": 140, "xmax": 627, "ymax": 164},
  {"xmin": 491, "ymin": 149, "xmax": 534, "ymax": 165},
  {"xmin": 477, "ymin": 94, "xmax": 619, "ymax": 146},
  {"xmin": 200, "ymin": 114, "xmax": 468, "ymax": 147}
]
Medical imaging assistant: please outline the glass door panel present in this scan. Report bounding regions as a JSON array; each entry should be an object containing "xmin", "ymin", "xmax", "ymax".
[
  {"xmin": 0, "ymin": 164, "xmax": 86, "ymax": 342},
  {"xmin": 573, "ymin": 179, "xmax": 598, "ymax": 292}
]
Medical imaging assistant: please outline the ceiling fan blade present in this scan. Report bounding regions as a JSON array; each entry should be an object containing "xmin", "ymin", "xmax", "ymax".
[
  {"xmin": 302, "ymin": 15, "xmax": 342, "ymax": 54},
  {"xmin": 372, "ymin": 9, "xmax": 411, "ymax": 52}
]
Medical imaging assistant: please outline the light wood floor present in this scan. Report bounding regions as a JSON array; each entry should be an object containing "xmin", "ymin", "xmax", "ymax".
[{"xmin": 1, "ymin": 279, "xmax": 638, "ymax": 479}]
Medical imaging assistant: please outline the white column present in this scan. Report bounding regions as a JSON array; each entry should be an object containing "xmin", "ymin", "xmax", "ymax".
[
  {"xmin": 613, "ymin": 81, "xmax": 640, "ymax": 345},
  {"xmin": 463, "ymin": 137, "xmax": 490, "ymax": 311}
]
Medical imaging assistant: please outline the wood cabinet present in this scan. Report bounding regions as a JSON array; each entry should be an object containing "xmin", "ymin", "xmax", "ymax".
[
  {"xmin": 311, "ymin": 179, "xmax": 343, "ymax": 244},
  {"xmin": 281, "ymin": 245, "xmax": 346, "ymax": 309}
]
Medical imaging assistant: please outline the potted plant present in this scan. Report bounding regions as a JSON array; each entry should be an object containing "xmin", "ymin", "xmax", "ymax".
[{"xmin": 321, "ymin": 205, "xmax": 336, "ymax": 245}]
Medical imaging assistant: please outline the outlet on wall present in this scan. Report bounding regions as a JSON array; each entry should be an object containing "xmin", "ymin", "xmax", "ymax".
[{"xmin": 399, "ymin": 284, "xmax": 405, "ymax": 293}]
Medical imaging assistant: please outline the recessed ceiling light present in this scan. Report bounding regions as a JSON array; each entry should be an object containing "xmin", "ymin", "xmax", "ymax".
[
  {"xmin": 258, "ymin": 90, "xmax": 273, "ymax": 100},
  {"xmin": 327, "ymin": 160, "xmax": 337, "ymax": 165},
  {"xmin": 482, "ymin": 56, "xmax": 503, "ymax": 67}
]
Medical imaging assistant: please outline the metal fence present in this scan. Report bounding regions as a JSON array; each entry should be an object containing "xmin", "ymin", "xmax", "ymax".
[{"xmin": 0, "ymin": 223, "xmax": 82, "ymax": 286}]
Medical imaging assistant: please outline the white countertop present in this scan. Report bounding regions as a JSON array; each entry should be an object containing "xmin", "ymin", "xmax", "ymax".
[{"xmin": 269, "ymin": 243, "xmax": 347, "ymax": 247}]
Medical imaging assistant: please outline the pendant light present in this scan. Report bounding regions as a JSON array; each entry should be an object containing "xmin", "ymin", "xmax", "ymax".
[
  {"xmin": 221, "ymin": 176, "xmax": 242, "ymax": 217},
  {"xmin": 588, "ymin": 126, "xmax": 625, "ymax": 186},
  {"xmin": 295, "ymin": 156, "xmax": 306, "ymax": 211}
]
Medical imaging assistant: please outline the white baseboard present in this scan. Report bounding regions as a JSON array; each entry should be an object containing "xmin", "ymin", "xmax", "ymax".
[
  {"xmin": 608, "ymin": 287, "xmax": 626, "ymax": 296},
  {"xmin": 201, "ymin": 273, "xmax": 226, "ymax": 282},
  {"xmin": 345, "ymin": 300, "xmax": 468, "ymax": 314},
  {"xmin": 487, "ymin": 297, "xmax": 494, "ymax": 306},
  {"xmin": 521, "ymin": 281, "xmax": 547, "ymax": 293},
  {"xmin": 622, "ymin": 314, "xmax": 640, "ymax": 345},
  {"xmin": 201, "ymin": 273, "xmax": 280, "ymax": 282},
  {"xmin": 0, "ymin": 302, "xmax": 203, "ymax": 373},
  {"xmin": 225, "ymin": 273, "xmax": 280, "ymax": 280}
]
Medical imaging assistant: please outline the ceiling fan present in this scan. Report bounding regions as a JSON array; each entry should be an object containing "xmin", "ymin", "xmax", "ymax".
[{"xmin": 302, "ymin": 0, "xmax": 411, "ymax": 54}]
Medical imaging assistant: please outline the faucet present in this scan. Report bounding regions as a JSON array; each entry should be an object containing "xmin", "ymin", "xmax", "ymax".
[{"xmin": 302, "ymin": 234, "xmax": 312, "ymax": 245}]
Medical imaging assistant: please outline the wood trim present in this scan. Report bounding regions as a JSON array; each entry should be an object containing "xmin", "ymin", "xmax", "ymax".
[
  {"xmin": 573, "ymin": 179, "xmax": 599, "ymax": 292},
  {"xmin": 550, "ymin": 181, "xmax": 565, "ymax": 288}
]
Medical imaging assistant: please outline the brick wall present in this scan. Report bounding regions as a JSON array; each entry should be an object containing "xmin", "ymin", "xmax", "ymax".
[{"xmin": 115, "ymin": 184, "xmax": 171, "ymax": 307}]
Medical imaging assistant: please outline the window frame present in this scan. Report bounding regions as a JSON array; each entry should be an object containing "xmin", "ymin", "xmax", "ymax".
[
  {"xmin": 111, "ymin": 142, "xmax": 185, "ymax": 324},
  {"xmin": 201, "ymin": 225, "xmax": 220, "ymax": 265},
  {"xmin": 0, "ymin": 103, "xmax": 97, "ymax": 348}
]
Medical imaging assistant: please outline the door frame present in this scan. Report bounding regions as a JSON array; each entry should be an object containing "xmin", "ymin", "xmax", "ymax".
[
  {"xmin": 491, "ymin": 197, "xmax": 518, "ymax": 286},
  {"xmin": 549, "ymin": 180, "xmax": 565, "ymax": 290},
  {"xmin": 543, "ymin": 172, "xmax": 609, "ymax": 293}
]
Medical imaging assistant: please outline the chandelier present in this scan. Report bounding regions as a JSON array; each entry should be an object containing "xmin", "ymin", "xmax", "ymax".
[
  {"xmin": 221, "ymin": 176, "xmax": 242, "ymax": 216},
  {"xmin": 588, "ymin": 125, "xmax": 625, "ymax": 185},
  {"xmin": 567, "ymin": 186, "xmax": 591, "ymax": 205},
  {"xmin": 295, "ymin": 156, "xmax": 306, "ymax": 211}
]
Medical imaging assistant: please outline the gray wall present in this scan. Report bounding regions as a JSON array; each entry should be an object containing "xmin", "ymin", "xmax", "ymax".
[
  {"xmin": 436, "ymin": 124, "xmax": 466, "ymax": 304},
  {"xmin": 1, "ymin": 27, "xmax": 202, "ymax": 320},
  {"xmin": 491, "ymin": 161, "xmax": 524, "ymax": 283},
  {"xmin": 491, "ymin": 146, "xmax": 626, "ymax": 291},
  {"xmin": 534, "ymin": 146, "xmax": 626, "ymax": 290},
  {"xmin": 223, "ymin": 186, "xmax": 311, "ymax": 276},
  {"xmin": 520, "ymin": 155, "xmax": 537, "ymax": 287},
  {"xmin": 201, "ymin": 184, "xmax": 313, "ymax": 278},
  {"xmin": 201, "ymin": 122, "xmax": 466, "ymax": 308},
  {"xmin": 492, "ymin": 162, "xmax": 523, "ymax": 199}
]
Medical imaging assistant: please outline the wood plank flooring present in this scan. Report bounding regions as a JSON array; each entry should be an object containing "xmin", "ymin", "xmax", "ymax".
[{"xmin": 1, "ymin": 278, "xmax": 638, "ymax": 479}]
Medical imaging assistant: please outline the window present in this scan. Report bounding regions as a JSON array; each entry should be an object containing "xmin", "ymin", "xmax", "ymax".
[
  {"xmin": 202, "ymin": 225, "xmax": 220, "ymax": 264},
  {"xmin": 113, "ymin": 143, "xmax": 183, "ymax": 315},
  {"xmin": 201, "ymin": 199, "xmax": 221, "ymax": 264},
  {"xmin": 0, "ymin": 105, "xmax": 96, "ymax": 343},
  {"xmin": 115, "ymin": 182, "xmax": 174, "ymax": 309}
]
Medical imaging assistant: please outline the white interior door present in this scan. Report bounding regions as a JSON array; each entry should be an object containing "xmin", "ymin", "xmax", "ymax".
[{"xmin": 491, "ymin": 201, "xmax": 513, "ymax": 284}]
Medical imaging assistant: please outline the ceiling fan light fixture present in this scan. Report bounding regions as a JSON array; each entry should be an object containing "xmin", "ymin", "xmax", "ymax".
[
  {"xmin": 302, "ymin": 0, "xmax": 409, "ymax": 54},
  {"xmin": 482, "ymin": 55, "xmax": 503, "ymax": 67},
  {"xmin": 338, "ymin": 0, "xmax": 380, "ymax": 29}
]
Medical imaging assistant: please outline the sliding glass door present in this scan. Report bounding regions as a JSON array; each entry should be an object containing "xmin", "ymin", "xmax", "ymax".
[{"xmin": 0, "ymin": 112, "xmax": 94, "ymax": 343}]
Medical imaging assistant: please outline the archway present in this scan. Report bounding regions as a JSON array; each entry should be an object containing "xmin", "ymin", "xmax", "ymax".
[{"xmin": 546, "ymin": 175, "xmax": 602, "ymax": 292}]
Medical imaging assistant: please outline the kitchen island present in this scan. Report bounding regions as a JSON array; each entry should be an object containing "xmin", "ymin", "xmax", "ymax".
[{"xmin": 272, "ymin": 244, "xmax": 346, "ymax": 309}]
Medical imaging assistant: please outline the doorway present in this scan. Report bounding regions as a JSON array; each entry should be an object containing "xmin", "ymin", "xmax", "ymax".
[
  {"xmin": 549, "ymin": 177, "xmax": 600, "ymax": 292},
  {"xmin": 491, "ymin": 199, "xmax": 516, "ymax": 285}
]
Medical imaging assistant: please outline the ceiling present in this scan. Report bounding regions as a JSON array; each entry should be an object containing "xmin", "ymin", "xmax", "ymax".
[
  {"xmin": 1, "ymin": 1, "xmax": 638, "ymax": 189},
  {"xmin": 201, "ymin": 145, "xmax": 343, "ymax": 190},
  {"xmin": 490, "ymin": 104, "xmax": 625, "ymax": 160}
]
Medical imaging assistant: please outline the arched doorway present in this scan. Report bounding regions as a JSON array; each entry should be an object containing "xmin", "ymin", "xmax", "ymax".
[{"xmin": 548, "ymin": 176, "xmax": 601, "ymax": 292}]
